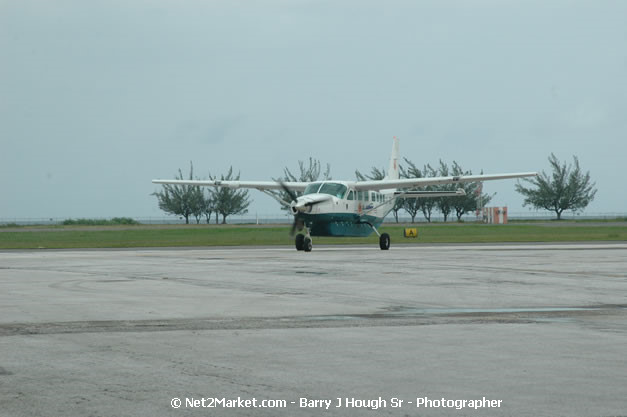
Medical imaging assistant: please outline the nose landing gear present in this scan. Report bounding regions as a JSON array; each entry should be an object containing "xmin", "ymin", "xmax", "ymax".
[
  {"xmin": 295, "ymin": 229, "xmax": 313, "ymax": 252},
  {"xmin": 295, "ymin": 234, "xmax": 304, "ymax": 251}
]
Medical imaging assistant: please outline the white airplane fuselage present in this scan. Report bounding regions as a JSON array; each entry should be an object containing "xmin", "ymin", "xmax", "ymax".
[{"xmin": 292, "ymin": 181, "xmax": 395, "ymax": 237}]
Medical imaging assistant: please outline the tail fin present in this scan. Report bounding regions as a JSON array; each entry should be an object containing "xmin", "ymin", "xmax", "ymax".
[{"xmin": 385, "ymin": 136, "xmax": 400, "ymax": 180}]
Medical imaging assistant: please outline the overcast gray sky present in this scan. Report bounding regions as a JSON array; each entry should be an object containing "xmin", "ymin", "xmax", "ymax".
[{"xmin": 1, "ymin": 0, "xmax": 625, "ymax": 220}]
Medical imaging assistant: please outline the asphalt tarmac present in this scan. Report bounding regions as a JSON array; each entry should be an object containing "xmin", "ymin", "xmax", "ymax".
[{"xmin": 1, "ymin": 243, "xmax": 626, "ymax": 416}]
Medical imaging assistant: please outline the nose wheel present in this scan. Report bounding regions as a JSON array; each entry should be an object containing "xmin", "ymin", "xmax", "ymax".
[
  {"xmin": 295, "ymin": 230, "xmax": 313, "ymax": 252},
  {"xmin": 295, "ymin": 234, "xmax": 304, "ymax": 250}
]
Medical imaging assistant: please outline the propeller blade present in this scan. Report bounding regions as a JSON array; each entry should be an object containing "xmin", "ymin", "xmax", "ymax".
[
  {"xmin": 289, "ymin": 217, "xmax": 304, "ymax": 236},
  {"xmin": 277, "ymin": 180, "xmax": 298, "ymax": 203},
  {"xmin": 304, "ymin": 195, "xmax": 332, "ymax": 207},
  {"xmin": 290, "ymin": 219, "xmax": 298, "ymax": 236}
]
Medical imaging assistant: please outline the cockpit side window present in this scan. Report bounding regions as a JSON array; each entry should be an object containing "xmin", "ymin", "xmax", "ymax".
[{"xmin": 347, "ymin": 190, "xmax": 354, "ymax": 200}]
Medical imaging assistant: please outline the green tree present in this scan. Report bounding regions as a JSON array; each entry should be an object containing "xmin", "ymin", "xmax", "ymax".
[
  {"xmin": 450, "ymin": 162, "xmax": 494, "ymax": 221},
  {"xmin": 515, "ymin": 153, "xmax": 597, "ymax": 220},
  {"xmin": 418, "ymin": 163, "xmax": 439, "ymax": 222},
  {"xmin": 435, "ymin": 160, "xmax": 456, "ymax": 222},
  {"xmin": 191, "ymin": 189, "xmax": 205, "ymax": 224},
  {"xmin": 152, "ymin": 162, "xmax": 204, "ymax": 224},
  {"xmin": 399, "ymin": 160, "xmax": 421, "ymax": 223},
  {"xmin": 355, "ymin": 166, "xmax": 385, "ymax": 181},
  {"xmin": 213, "ymin": 167, "xmax": 252, "ymax": 224},
  {"xmin": 202, "ymin": 185, "xmax": 215, "ymax": 224}
]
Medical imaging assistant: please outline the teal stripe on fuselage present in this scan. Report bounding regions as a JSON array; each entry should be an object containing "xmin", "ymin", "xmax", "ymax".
[{"xmin": 300, "ymin": 213, "xmax": 383, "ymax": 237}]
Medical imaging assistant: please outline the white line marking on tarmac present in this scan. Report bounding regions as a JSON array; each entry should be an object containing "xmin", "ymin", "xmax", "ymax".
[{"xmin": 156, "ymin": 242, "xmax": 627, "ymax": 254}]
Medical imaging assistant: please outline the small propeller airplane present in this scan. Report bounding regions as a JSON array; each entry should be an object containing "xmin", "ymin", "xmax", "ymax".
[{"xmin": 153, "ymin": 137, "xmax": 536, "ymax": 251}]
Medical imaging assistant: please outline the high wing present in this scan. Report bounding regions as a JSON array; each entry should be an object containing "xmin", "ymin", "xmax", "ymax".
[
  {"xmin": 354, "ymin": 172, "xmax": 537, "ymax": 191},
  {"xmin": 151, "ymin": 179, "xmax": 309, "ymax": 192}
]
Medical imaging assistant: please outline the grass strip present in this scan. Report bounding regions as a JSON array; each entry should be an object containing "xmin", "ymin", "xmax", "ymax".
[{"xmin": 0, "ymin": 224, "xmax": 626, "ymax": 249}]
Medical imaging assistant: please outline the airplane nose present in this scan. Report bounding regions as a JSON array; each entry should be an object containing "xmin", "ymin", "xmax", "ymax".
[
  {"xmin": 291, "ymin": 200, "xmax": 312, "ymax": 214},
  {"xmin": 291, "ymin": 194, "xmax": 331, "ymax": 214}
]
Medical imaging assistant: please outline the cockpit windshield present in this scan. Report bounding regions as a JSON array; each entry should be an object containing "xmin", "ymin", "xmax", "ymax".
[
  {"xmin": 302, "ymin": 182, "xmax": 348, "ymax": 199},
  {"xmin": 319, "ymin": 183, "xmax": 347, "ymax": 199},
  {"xmin": 303, "ymin": 183, "xmax": 322, "ymax": 195}
]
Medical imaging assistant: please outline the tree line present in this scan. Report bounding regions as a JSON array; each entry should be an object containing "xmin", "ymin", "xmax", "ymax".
[
  {"xmin": 356, "ymin": 159, "xmax": 493, "ymax": 223},
  {"xmin": 153, "ymin": 154, "xmax": 596, "ymax": 223},
  {"xmin": 152, "ymin": 163, "xmax": 251, "ymax": 224}
]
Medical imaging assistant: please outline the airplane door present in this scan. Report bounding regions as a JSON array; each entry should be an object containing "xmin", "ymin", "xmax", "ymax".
[{"xmin": 347, "ymin": 189, "xmax": 356, "ymax": 213}]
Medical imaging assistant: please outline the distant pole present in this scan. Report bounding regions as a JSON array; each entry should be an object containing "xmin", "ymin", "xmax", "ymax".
[{"xmin": 479, "ymin": 183, "xmax": 482, "ymax": 216}]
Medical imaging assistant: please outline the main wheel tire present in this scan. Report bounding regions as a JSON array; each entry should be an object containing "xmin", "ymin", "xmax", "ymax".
[
  {"xmin": 379, "ymin": 233, "xmax": 390, "ymax": 250},
  {"xmin": 303, "ymin": 237, "xmax": 313, "ymax": 252},
  {"xmin": 295, "ymin": 234, "xmax": 305, "ymax": 251}
]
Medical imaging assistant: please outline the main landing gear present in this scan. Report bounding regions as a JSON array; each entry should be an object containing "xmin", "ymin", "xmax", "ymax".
[
  {"xmin": 294, "ymin": 225, "xmax": 390, "ymax": 251},
  {"xmin": 368, "ymin": 222, "xmax": 390, "ymax": 250},
  {"xmin": 379, "ymin": 233, "xmax": 390, "ymax": 250}
]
